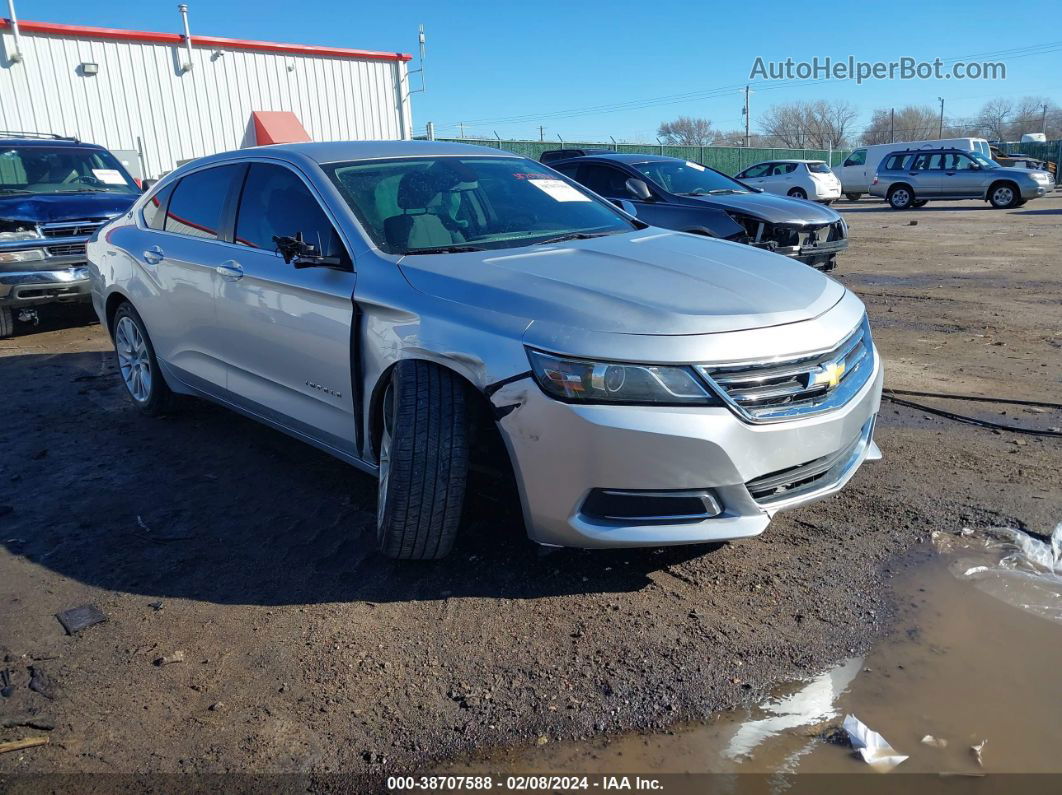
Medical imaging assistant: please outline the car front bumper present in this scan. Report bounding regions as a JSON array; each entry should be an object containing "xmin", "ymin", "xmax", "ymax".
[
  {"xmin": 0, "ymin": 265, "xmax": 92, "ymax": 306},
  {"xmin": 1020, "ymin": 182, "xmax": 1051, "ymax": 199},
  {"xmin": 497, "ymin": 350, "xmax": 883, "ymax": 548}
]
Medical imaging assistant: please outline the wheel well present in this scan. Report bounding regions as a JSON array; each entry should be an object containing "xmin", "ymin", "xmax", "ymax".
[
  {"xmin": 987, "ymin": 179, "xmax": 1019, "ymax": 200},
  {"xmin": 104, "ymin": 292, "xmax": 130, "ymax": 337},
  {"xmin": 887, "ymin": 183, "xmax": 913, "ymax": 197},
  {"xmin": 367, "ymin": 360, "xmax": 517, "ymax": 484}
]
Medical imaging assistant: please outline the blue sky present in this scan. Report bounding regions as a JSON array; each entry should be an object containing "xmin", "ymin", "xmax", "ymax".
[{"xmin": 18, "ymin": 0, "xmax": 1062, "ymax": 142}]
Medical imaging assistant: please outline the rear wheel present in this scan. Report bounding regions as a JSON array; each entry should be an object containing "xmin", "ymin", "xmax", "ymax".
[
  {"xmin": 0, "ymin": 306, "xmax": 12, "ymax": 339},
  {"xmin": 887, "ymin": 186, "xmax": 914, "ymax": 209},
  {"xmin": 988, "ymin": 182, "xmax": 1020, "ymax": 209},
  {"xmin": 844, "ymin": 193, "xmax": 862, "ymax": 201},
  {"xmin": 376, "ymin": 360, "xmax": 470, "ymax": 560},
  {"xmin": 787, "ymin": 187, "xmax": 808, "ymax": 200},
  {"xmin": 112, "ymin": 302, "xmax": 175, "ymax": 416}
]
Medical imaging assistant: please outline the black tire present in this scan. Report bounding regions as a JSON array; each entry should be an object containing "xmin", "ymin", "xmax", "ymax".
[
  {"xmin": 844, "ymin": 193, "xmax": 862, "ymax": 201},
  {"xmin": 787, "ymin": 188, "xmax": 807, "ymax": 200},
  {"xmin": 988, "ymin": 181, "xmax": 1020, "ymax": 209},
  {"xmin": 112, "ymin": 302, "xmax": 176, "ymax": 416},
  {"xmin": 0, "ymin": 306, "xmax": 12, "ymax": 339},
  {"xmin": 887, "ymin": 185, "xmax": 914, "ymax": 209},
  {"xmin": 911, "ymin": 199, "xmax": 929, "ymax": 208},
  {"xmin": 376, "ymin": 360, "xmax": 469, "ymax": 560}
]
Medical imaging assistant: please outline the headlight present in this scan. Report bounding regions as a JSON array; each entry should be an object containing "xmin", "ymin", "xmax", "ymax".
[
  {"xmin": 0, "ymin": 248, "xmax": 45, "ymax": 264},
  {"xmin": 527, "ymin": 349, "xmax": 721, "ymax": 405}
]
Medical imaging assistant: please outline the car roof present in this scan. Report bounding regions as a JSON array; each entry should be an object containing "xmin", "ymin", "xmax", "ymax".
[
  {"xmin": 550, "ymin": 152, "xmax": 686, "ymax": 166},
  {"xmin": 251, "ymin": 140, "xmax": 519, "ymax": 164},
  {"xmin": 0, "ymin": 137, "xmax": 99, "ymax": 148}
]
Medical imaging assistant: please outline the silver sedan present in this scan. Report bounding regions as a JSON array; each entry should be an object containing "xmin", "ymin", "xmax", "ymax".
[{"xmin": 87, "ymin": 141, "xmax": 882, "ymax": 559}]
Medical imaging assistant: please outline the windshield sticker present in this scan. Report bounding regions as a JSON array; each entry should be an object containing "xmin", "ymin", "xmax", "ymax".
[
  {"xmin": 685, "ymin": 161, "xmax": 706, "ymax": 171},
  {"xmin": 91, "ymin": 168, "xmax": 127, "ymax": 185},
  {"xmin": 528, "ymin": 178, "xmax": 591, "ymax": 202}
]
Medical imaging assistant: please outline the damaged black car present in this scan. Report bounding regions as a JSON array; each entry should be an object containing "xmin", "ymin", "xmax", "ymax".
[{"xmin": 546, "ymin": 152, "xmax": 848, "ymax": 271}]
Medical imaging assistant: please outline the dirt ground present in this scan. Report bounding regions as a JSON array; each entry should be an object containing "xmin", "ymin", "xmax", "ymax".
[{"xmin": 1, "ymin": 195, "xmax": 1060, "ymax": 788}]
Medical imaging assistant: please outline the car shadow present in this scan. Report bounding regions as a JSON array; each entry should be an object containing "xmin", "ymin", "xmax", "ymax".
[
  {"xmin": 837, "ymin": 204, "xmax": 999, "ymax": 213},
  {"xmin": 1009, "ymin": 207, "xmax": 1062, "ymax": 215},
  {"xmin": 2, "ymin": 302, "xmax": 99, "ymax": 338},
  {"xmin": 0, "ymin": 351, "xmax": 718, "ymax": 607}
]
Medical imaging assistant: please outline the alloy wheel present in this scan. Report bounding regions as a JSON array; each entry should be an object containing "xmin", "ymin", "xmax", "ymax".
[
  {"xmin": 891, "ymin": 189, "xmax": 911, "ymax": 208},
  {"xmin": 992, "ymin": 186, "xmax": 1014, "ymax": 207},
  {"xmin": 115, "ymin": 316, "xmax": 152, "ymax": 403}
]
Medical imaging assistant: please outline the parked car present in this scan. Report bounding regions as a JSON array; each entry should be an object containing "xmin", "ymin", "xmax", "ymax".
[
  {"xmin": 834, "ymin": 137, "xmax": 993, "ymax": 200},
  {"xmin": 547, "ymin": 152, "xmax": 848, "ymax": 270},
  {"xmin": 539, "ymin": 148, "xmax": 614, "ymax": 164},
  {"xmin": 734, "ymin": 160, "xmax": 841, "ymax": 203},
  {"xmin": 87, "ymin": 141, "xmax": 882, "ymax": 560},
  {"xmin": 870, "ymin": 147, "xmax": 1053, "ymax": 209},
  {"xmin": 0, "ymin": 132, "xmax": 142, "ymax": 337}
]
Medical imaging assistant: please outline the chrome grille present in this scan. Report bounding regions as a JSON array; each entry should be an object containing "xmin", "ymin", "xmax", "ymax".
[
  {"xmin": 40, "ymin": 220, "xmax": 106, "ymax": 238},
  {"xmin": 46, "ymin": 243, "xmax": 87, "ymax": 257},
  {"xmin": 697, "ymin": 317, "xmax": 874, "ymax": 423}
]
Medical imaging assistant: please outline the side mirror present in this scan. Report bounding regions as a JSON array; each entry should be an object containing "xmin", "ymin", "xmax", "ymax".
[
  {"xmin": 273, "ymin": 233, "xmax": 343, "ymax": 269},
  {"xmin": 625, "ymin": 178, "xmax": 653, "ymax": 201}
]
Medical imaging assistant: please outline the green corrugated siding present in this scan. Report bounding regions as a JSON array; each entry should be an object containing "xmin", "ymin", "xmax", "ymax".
[
  {"xmin": 993, "ymin": 140, "xmax": 1062, "ymax": 182},
  {"xmin": 429, "ymin": 138, "xmax": 851, "ymax": 174}
]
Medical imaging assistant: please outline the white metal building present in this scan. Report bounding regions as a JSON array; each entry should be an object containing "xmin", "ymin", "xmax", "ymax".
[{"xmin": 0, "ymin": 15, "xmax": 414, "ymax": 178}]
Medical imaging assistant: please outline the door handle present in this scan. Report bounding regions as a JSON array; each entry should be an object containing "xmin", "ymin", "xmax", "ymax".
[
  {"xmin": 142, "ymin": 245, "xmax": 163, "ymax": 265},
  {"xmin": 216, "ymin": 261, "xmax": 244, "ymax": 281}
]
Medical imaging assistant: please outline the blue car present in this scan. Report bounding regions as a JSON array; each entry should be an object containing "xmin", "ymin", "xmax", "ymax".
[{"xmin": 0, "ymin": 133, "xmax": 141, "ymax": 336}]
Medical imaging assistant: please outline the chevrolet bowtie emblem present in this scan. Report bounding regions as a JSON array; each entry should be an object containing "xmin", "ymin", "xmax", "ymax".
[{"xmin": 811, "ymin": 360, "xmax": 846, "ymax": 389}]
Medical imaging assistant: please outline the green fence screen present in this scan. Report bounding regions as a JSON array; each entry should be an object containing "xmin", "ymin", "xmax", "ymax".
[{"xmin": 428, "ymin": 138, "xmax": 851, "ymax": 174}]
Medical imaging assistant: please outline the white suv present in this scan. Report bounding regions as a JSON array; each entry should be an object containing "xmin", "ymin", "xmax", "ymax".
[{"xmin": 88, "ymin": 141, "xmax": 882, "ymax": 559}]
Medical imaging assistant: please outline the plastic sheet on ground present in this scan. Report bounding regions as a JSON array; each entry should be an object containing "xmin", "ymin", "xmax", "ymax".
[
  {"xmin": 932, "ymin": 522, "xmax": 1062, "ymax": 624},
  {"xmin": 842, "ymin": 714, "xmax": 908, "ymax": 772}
]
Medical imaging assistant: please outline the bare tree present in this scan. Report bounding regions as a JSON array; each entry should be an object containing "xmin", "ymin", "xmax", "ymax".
[
  {"xmin": 861, "ymin": 105, "xmax": 939, "ymax": 144},
  {"xmin": 715, "ymin": 129, "xmax": 769, "ymax": 147},
  {"xmin": 976, "ymin": 98, "xmax": 1014, "ymax": 141},
  {"xmin": 1008, "ymin": 96, "xmax": 1060, "ymax": 140},
  {"xmin": 657, "ymin": 116, "xmax": 716, "ymax": 146},
  {"xmin": 759, "ymin": 100, "xmax": 857, "ymax": 149}
]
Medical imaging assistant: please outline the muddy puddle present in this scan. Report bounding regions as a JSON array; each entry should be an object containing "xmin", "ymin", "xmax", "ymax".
[{"xmin": 447, "ymin": 523, "xmax": 1062, "ymax": 779}]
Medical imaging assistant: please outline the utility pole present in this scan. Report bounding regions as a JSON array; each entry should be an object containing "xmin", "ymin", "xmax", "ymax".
[
  {"xmin": 1042, "ymin": 103, "xmax": 1049, "ymax": 135},
  {"xmin": 890, "ymin": 108, "xmax": 895, "ymax": 143},
  {"xmin": 539, "ymin": 125, "xmax": 545, "ymax": 142},
  {"xmin": 937, "ymin": 97, "xmax": 945, "ymax": 139},
  {"xmin": 459, "ymin": 122, "xmax": 464, "ymax": 139},
  {"xmin": 743, "ymin": 85, "xmax": 750, "ymax": 147}
]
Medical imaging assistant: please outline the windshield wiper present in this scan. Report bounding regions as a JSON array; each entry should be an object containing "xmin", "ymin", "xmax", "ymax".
[
  {"xmin": 56, "ymin": 188, "xmax": 110, "ymax": 194},
  {"xmin": 535, "ymin": 231, "xmax": 617, "ymax": 245},
  {"xmin": 403, "ymin": 244, "xmax": 486, "ymax": 255},
  {"xmin": 686, "ymin": 189, "xmax": 743, "ymax": 196}
]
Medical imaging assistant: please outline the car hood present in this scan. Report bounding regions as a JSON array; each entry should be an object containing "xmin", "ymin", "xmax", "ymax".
[
  {"xmin": 990, "ymin": 165, "xmax": 1049, "ymax": 179},
  {"xmin": 398, "ymin": 230, "xmax": 845, "ymax": 337},
  {"xmin": 688, "ymin": 191, "xmax": 841, "ymax": 224},
  {"xmin": 0, "ymin": 193, "xmax": 138, "ymax": 227}
]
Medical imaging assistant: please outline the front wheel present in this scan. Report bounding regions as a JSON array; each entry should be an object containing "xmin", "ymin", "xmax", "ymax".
[
  {"xmin": 112, "ymin": 302, "xmax": 175, "ymax": 415},
  {"xmin": 844, "ymin": 193, "xmax": 862, "ymax": 201},
  {"xmin": 376, "ymin": 360, "xmax": 470, "ymax": 560},
  {"xmin": 888, "ymin": 186, "xmax": 914, "ymax": 209},
  {"xmin": 787, "ymin": 188, "xmax": 807, "ymax": 200},
  {"xmin": 989, "ymin": 182, "xmax": 1020, "ymax": 209}
]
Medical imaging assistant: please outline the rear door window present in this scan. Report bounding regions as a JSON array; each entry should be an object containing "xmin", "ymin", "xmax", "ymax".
[
  {"xmin": 165, "ymin": 165, "xmax": 242, "ymax": 240},
  {"xmin": 740, "ymin": 163, "xmax": 772, "ymax": 178},
  {"xmin": 234, "ymin": 163, "xmax": 346, "ymax": 261}
]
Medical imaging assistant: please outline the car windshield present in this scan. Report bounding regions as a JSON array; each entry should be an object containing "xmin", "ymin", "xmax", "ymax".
[
  {"xmin": 633, "ymin": 160, "xmax": 749, "ymax": 196},
  {"xmin": 806, "ymin": 162, "xmax": 832, "ymax": 174},
  {"xmin": 323, "ymin": 156, "xmax": 636, "ymax": 255},
  {"xmin": 0, "ymin": 146, "xmax": 139, "ymax": 195},
  {"xmin": 969, "ymin": 152, "xmax": 999, "ymax": 168}
]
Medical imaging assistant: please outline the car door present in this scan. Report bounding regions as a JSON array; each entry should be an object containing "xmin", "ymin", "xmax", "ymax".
[
  {"xmin": 908, "ymin": 152, "xmax": 945, "ymax": 196},
  {"xmin": 839, "ymin": 148, "xmax": 868, "ymax": 192},
  {"xmin": 942, "ymin": 152, "xmax": 984, "ymax": 197},
  {"xmin": 134, "ymin": 164, "xmax": 244, "ymax": 394},
  {"xmin": 738, "ymin": 163, "xmax": 774, "ymax": 192},
  {"xmin": 213, "ymin": 161, "xmax": 359, "ymax": 458},
  {"xmin": 574, "ymin": 162, "xmax": 674, "ymax": 227}
]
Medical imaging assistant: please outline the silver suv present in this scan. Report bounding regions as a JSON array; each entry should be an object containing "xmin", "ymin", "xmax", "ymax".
[
  {"xmin": 870, "ymin": 147, "xmax": 1053, "ymax": 209},
  {"xmin": 87, "ymin": 141, "xmax": 882, "ymax": 559}
]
